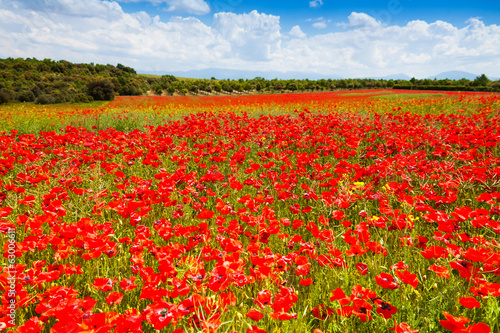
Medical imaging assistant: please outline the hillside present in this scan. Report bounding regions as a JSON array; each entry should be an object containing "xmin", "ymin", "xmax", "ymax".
[{"xmin": 0, "ymin": 58, "xmax": 148, "ymax": 104}]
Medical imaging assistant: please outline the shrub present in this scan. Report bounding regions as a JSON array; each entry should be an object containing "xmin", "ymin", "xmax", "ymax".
[
  {"xmin": 73, "ymin": 92, "xmax": 94, "ymax": 103},
  {"xmin": 86, "ymin": 78, "xmax": 115, "ymax": 100},
  {"xmin": 35, "ymin": 94, "xmax": 55, "ymax": 104},
  {"xmin": 17, "ymin": 90, "xmax": 35, "ymax": 102},
  {"xmin": 0, "ymin": 91, "xmax": 10, "ymax": 104},
  {"xmin": 0, "ymin": 88, "xmax": 14, "ymax": 104}
]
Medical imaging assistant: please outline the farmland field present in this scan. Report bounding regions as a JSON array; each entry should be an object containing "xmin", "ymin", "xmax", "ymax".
[{"xmin": 1, "ymin": 89, "xmax": 500, "ymax": 332}]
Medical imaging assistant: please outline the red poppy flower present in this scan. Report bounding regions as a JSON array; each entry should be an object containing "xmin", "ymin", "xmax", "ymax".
[
  {"xmin": 246, "ymin": 308, "xmax": 264, "ymax": 321},
  {"xmin": 390, "ymin": 261, "xmax": 409, "ymax": 270},
  {"xmin": 289, "ymin": 204, "xmax": 300, "ymax": 214},
  {"xmin": 351, "ymin": 284, "xmax": 377, "ymax": 300},
  {"xmin": 178, "ymin": 296, "xmax": 197, "ymax": 315},
  {"xmin": 254, "ymin": 289, "xmax": 272, "ymax": 309},
  {"xmin": 378, "ymin": 302, "xmax": 397, "ymax": 319},
  {"xmin": 390, "ymin": 322, "xmax": 419, "ymax": 333},
  {"xmin": 271, "ymin": 286, "xmax": 298, "ymax": 313},
  {"xmin": 302, "ymin": 206, "xmax": 312, "ymax": 213},
  {"xmin": 300, "ymin": 277, "xmax": 313, "ymax": 286},
  {"xmin": 352, "ymin": 298, "xmax": 372, "ymax": 322},
  {"xmin": 439, "ymin": 311, "xmax": 470, "ymax": 332},
  {"xmin": 16, "ymin": 316, "xmax": 44, "ymax": 333},
  {"xmin": 106, "ymin": 291, "xmax": 123, "ymax": 305},
  {"xmin": 459, "ymin": 322, "xmax": 491, "ymax": 333},
  {"xmin": 247, "ymin": 325, "xmax": 268, "ymax": 333},
  {"xmin": 375, "ymin": 272, "xmax": 399, "ymax": 290},
  {"xmin": 196, "ymin": 208, "xmax": 214, "ymax": 219},
  {"xmin": 429, "ymin": 264, "xmax": 450, "ymax": 278},
  {"xmin": 337, "ymin": 305, "xmax": 353, "ymax": 317},
  {"xmin": 0, "ymin": 207, "xmax": 13, "ymax": 218},
  {"xmin": 459, "ymin": 297, "xmax": 481, "ymax": 309},
  {"xmin": 143, "ymin": 300, "xmax": 178, "ymax": 330},
  {"xmin": 356, "ymin": 263, "xmax": 369, "ymax": 275},
  {"xmin": 395, "ymin": 270, "xmax": 419, "ymax": 288},
  {"xmin": 449, "ymin": 261, "xmax": 475, "ymax": 280},
  {"xmin": 312, "ymin": 304, "xmax": 334, "ymax": 320},
  {"xmin": 115, "ymin": 170, "xmax": 126, "ymax": 178},
  {"xmin": 332, "ymin": 210, "xmax": 344, "ymax": 220},
  {"xmin": 92, "ymin": 278, "xmax": 117, "ymax": 292},
  {"xmin": 269, "ymin": 311, "xmax": 297, "ymax": 320},
  {"xmin": 330, "ymin": 287, "xmax": 350, "ymax": 305},
  {"xmin": 208, "ymin": 266, "xmax": 229, "ymax": 292},
  {"xmin": 119, "ymin": 276, "xmax": 138, "ymax": 291},
  {"xmin": 470, "ymin": 282, "xmax": 500, "ymax": 297},
  {"xmin": 421, "ymin": 246, "xmax": 449, "ymax": 260}
]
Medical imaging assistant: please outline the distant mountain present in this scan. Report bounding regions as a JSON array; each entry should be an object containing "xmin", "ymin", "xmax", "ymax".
[
  {"xmin": 426, "ymin": 71, "xmax": 479, "ymax": 80},
  {"xmin": 142, "ymin": 68, "xmax": 343, "ymax": 80}
]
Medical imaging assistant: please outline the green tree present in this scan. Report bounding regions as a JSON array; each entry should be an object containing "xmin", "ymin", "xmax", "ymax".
[
  {"xmin": 86, "ymin": 78, "xmax": 115, "ymax": 100},
  {"xmin": 35, "ymin": 94, "xmax": 55, "ymax": 104},
  {"xmin": 17, "ymin": 89, "xmax": 35, "ymax": 102},
  {"xmin": 213, "ymin": 82, "xmax": 222, "ymax": 93},
  {"xmin": 474, "ymin": 74, "xmax": 491, "ymax": 87},
  {"xmin": 0, "ymin": 90, "xmax": 10, "ymax": 104},
  {"xmin": 222, "ymin": 82, "xmax": 232, "ymax": 93}
]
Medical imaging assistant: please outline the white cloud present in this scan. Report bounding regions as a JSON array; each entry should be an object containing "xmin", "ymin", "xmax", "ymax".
[
  {"xmin": 307, "ymin": 17, "xmax": 331, "ymax": 29},
  {"xmin": 116, "ymin": 0, "xmax": 210, "ymax": 15},
  {"xmin": 163, "ymin": 0, "xmax": 210, "ymax": 15},
  {"xmin": 16, "ymin": 0, "xmax": 124, "ymax": 19},
  {"xmin": 0, "ymin": 3, "xmax": 499, "ymax": 78},
  {"xmin": 213, "ymin": 10, "xmax": 281, "ymax": 61},
  {"xmin": 289, "ymin": 25, "xmax": 306, "ymax": 39},
  {"xmin": 338, "ymin": 12, "xmax": 382, "ymax": 29},
  {"xmin": 313, "ymin": 21, "xmax": 327, "ymax": 29},
  {"xmin": 309, "ymin": 0, "xmax": 322, "ymax": 8},
  {"xmin": 0, "ymin": 0, "xmax": 219, "ymax": 71},
  {"xmin": 401, "ymin": 53, "xmax": 432, "ymax": 64}
]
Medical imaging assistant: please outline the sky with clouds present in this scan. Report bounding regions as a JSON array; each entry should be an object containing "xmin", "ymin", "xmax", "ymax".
[{"xmin": 1, "ymin": 0, "xmax": 499, "ymax": 78}]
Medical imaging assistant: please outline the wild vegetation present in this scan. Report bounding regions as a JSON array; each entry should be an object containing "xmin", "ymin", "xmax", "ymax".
[
  {"xmin": 1, "ymin": 58, "xmax": 499, "ymax": 105},
  {"xmin": 1, "ymin": 90, "xmax": 499, "ymax": 332},
  {"xmin": 0, "ymin": 58, "xmax": 144, "ymax": 105}
]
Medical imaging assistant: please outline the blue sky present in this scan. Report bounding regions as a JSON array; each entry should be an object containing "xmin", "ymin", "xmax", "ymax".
[
  {"xmin": 1, "ymin": 0, "xmax": 499, "ymax": 78},
  {"xmin": 119, "ymin": 0, "xmax": 499, "ymax": 27},
  {"xmin": 118, "ymin": 0, "xmax": 500, "ymax": 43}
]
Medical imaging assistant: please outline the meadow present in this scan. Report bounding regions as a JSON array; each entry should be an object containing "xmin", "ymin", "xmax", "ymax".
[{"xmin": 0, "ymin": 89, "xmax": 499, "ymax": 333}]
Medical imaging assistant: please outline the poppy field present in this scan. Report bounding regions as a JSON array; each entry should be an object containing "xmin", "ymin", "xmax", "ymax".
[{"xmin": 1, "ymin": 89, "xmax": 500, "ymax": 332}]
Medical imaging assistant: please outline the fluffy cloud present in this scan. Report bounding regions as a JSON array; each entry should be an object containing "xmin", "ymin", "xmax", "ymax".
[
  {"xmin": 307, "ymin": 17, "xmax": 331, "ymax": 29},
  {"xmin": 309, "ymin": 0, "xmax": 323, "ymax": 8},
  {"xmin": 0, "ymin": 0, "xmax": 219, "ymax": 72},
  {"xmin": 0, "ymin": 2, "xmax": 499, "ymax": 78},
  {"xmin": 162, "ymin": 0, "xmax": 210, "ymax": 15},
  {"xmin": 16, "ymin": 0, "xmax": 123, "ymax": 19},
  {"xmin": 213, "ymin": 10, "xmax": 281, "ymax": 61},
  {"xmin": 313, "ymin": 21, "xmax": 327, "ymax": 29},
  {"xmin": 116, "ymin": 0, "xmax": 210, "ymax": 15},
  {"xmin": 289, "ymin": 25, "xmax": 306, "ymax": 39},
  {"xmin": 338, "ymin": 12, "xmax": 382, "ymax": 29}
]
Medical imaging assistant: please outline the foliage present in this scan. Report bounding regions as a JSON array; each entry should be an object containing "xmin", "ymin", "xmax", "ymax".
[
  {"xmin": 0, "ymin": 58, "xmax": 147, "ymax": 104},
  {"xmin": 394, "ymin": 75, "xmax": 499, "ymax": 92},
  {"xmin": 86, "ymin": 78, "xmax": 116, "ymax": 101},
  {"xmin": 1, "ymin": 58, "xmax": 499, "ymax": 106}
]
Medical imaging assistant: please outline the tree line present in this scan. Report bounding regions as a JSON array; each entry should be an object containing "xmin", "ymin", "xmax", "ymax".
[
  {"xmin": 392, "ymin": 74, "xmax": 500, "ymax": 92},
  {"xmin": 149, "ymin": 75, "xmax": 500, "ymax": 96},
  {"xmin": 1, "ymin": 57, "xmax": 499, "ymax": 105}
]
